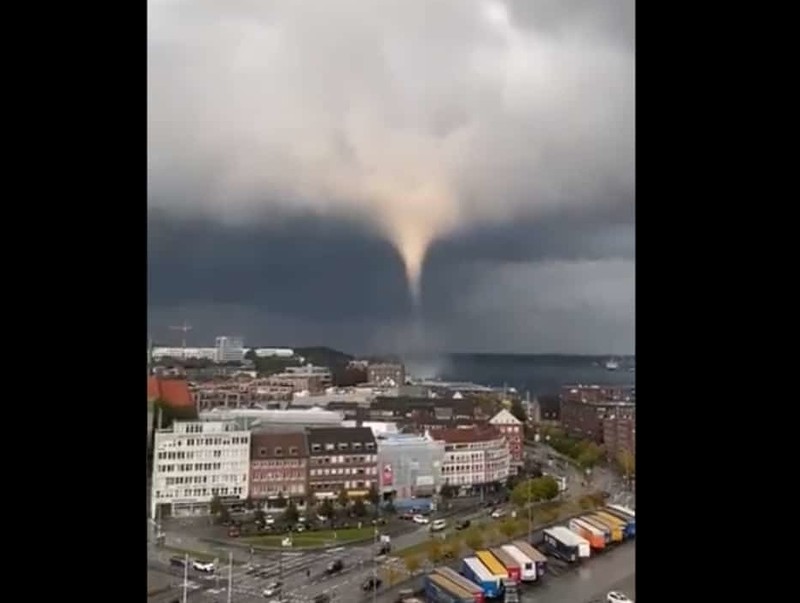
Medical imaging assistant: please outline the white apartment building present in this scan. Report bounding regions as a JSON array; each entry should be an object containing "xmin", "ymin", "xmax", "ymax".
[
  {"xmin": 433, "ymin": 427, "xmax": 510, "ymax": 494},
  {"xmin": 253, "ymin": 347, "xmax": 295, "ymax": 358},
  {"xmin": 215, "ymin": 336, "xmax": 245, "ymax": 363},
  {"xmin": 152, "ymin": 346, "xmax": 217, "ymax": 361},
  {"xmin": 151, "ymin": 421, "xmax": 251, "ymax": 518}
]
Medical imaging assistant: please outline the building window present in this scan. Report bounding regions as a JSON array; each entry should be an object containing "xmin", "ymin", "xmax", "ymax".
[
  {"xmin": 311, "ymin": 444, "xmax": 321, "ymax": 452},
  {"xmin": 275, "ymin": 447, "xmax": 283, "ymax": 456},
  {"xmin": 324, "ymin": 443, "xmax": 335, "ymax": 451},
  {"xmin": 338, "ymin": 443, "xmax": 348, "ymax": 451},
  {"xmin": 289, "ymin": 447, "xmax": 298, "ymax": 456}
]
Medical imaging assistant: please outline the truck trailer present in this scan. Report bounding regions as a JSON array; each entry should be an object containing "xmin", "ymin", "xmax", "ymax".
[
  {"xmin": 568, "ymin": 518, "xmax": 606, "ymax": 550},
  {"xmin": 424, "ymin": 573, "xmax": 480, "ymax": 603},
  {"xmin": 542, "ymin": 526, "xmax": 590, "ymax": 562},
  {"xmin": 595, "ymin": 511, "xmax": 634, "ymax": 540},
  {"xmin": 501, "ymin": 544, "xmax": 538, "ymax": 582},
  {"xmin": 461, "ymin": 557, "xmax": 503, "ymax": 599},
  {"xmin": 433, "ymin": 568, "xmax": 485, "ymax": 603},
  {"xmin": 476, "ymin": 550, "xmax": 514, "ymax": 584},
  {"xmin": 489, "ymin": 547, "xmax": 522, "ymax": 583},
  {"xmin": 602, "ymin": 507, "xmax": 636, "ymax": 537},
  {"xmin": 511, "ymin": 540, "xmax": 548, "ymax": 577},
  {"xmin": 584, "ymin": 513, "xmax": 623, "ymax": 543}
]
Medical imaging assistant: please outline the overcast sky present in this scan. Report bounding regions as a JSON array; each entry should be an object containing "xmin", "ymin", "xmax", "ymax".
[{"xmin": 148, "ymin": 0, "xmax": 635, "ymax": 355}]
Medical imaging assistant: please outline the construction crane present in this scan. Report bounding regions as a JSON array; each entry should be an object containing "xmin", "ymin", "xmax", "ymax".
[{"xmin": 169, "ymin": 322, "xmax": 192, "ymax": 358}]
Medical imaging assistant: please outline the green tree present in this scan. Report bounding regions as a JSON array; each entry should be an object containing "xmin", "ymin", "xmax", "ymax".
[
  {"xmin": 367, "ymin": 484, "xmax": 380, "ymax": 506},
  {"xmin": 499, "ymin": 519, "xmax": 518, "ymax": 539},
  {"xmin": 352, "ymin": 497, "xmax": 367, "ymax": 517},
  {"xmin": 283, "ymin": 500, "xmax": 299, "ymax": 524},
  {"xmin": 209, "ymin": 495, "xmax": 224, "ymax": 516},
  {"xmin": 337, "ymin": 489, "xmax": 349, "ymax": 510},
  {"xmin": 465, "ymin": 529, "xmax": 483, "ymax": 551},
  {"xmin": 275, "ymin": 492, "xmax": 287, "ymax": 509},
  {"xmin": 538, "ymin": 476, "xmax": 560, "ymax": 501},
  {"xmin": 617, "ymin": 449, "xmax": 635, "ymax": 477},
  {"xmin": 510, "ymin": 398, "xmax": 527, "ymax": 423},
  {"xmin": 404, "ymin": 555, "xmax": 421, "ymax": 574},
  {"xmin": 439, "ymin": 483, "xmax": 456, "ymax": 500},
  {"xmin": 319, "ymin": 499, "xmax": 335, "ymax": 519}
]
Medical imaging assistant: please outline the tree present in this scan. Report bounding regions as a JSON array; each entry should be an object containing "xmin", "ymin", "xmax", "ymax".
[
  {"xmin": 254, "ymin": 506, "xmax": 266, "ymax": 526},
  {"xmin": 617, "ymin": 449, "xmax": 635, "ymax": 478},
  {"xmin": 209, "ymin": 495, "xmax": 224, "ymax": 516},
  {"xmin": 283, "ymin": 501, "xmax": 299, "ymax": 525},
  {"xmin": 404, "ymin": 555, "xmax": 421, "ymax": 574},
  {"xmin": 352, "ymin": 497, "xmax": 367, "ymax": 517},
  {"xmin": 439, "ymin": 483, "xmax": 456, "ymax": 500},
  {"xmin": 367, "ymin": 484, "xmax": 380, "ymax": 507},
  {"xmin": 538, "ymin": 476, "xmax": 560, "ymax": 501},
  {"xmin": 426, "ymin": 539, "xmax": 443, "ymax": 564},
  {"xmin": 499, "ymin": 519, "xmax": 518, "ymax": 539},
  {"xmin": 275, "ymin": 492, "xmax": 287, "ymax": 509},
  {"xmin": 319, "ymin": 499, "xmax": 335, "ymax": 520},
  {"xmin": 465, "ymin": 529, "xmax": 483, "ymax": 551},
  {"xmin": 337, "ymin": 489, "xmax": 349, "ymax": 510},
  {"xmin": 510, "ymin": 398, "xmax": 527, "ymax": 424},
  {"xmin": 576, "ymin": 442, "xmax": 604, "ymax": 469}
]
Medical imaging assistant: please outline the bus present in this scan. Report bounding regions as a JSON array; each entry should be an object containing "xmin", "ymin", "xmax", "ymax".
[
  {"xmin": 584, "ymin": 513, "xmax": 623, "ymax": 543},
  {"xmin": 500, "ymin": 544, "xmax": 538, "ymax": 582}
]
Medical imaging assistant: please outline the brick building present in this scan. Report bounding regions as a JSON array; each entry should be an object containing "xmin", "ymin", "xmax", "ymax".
[
  {"xmin": 560, "ymin": 385, "xmax": 635, "ymax": 443},
  {"xmin": 249, "ymin": 431, "xmax": 309, "ymax": 505},
  {"xmin": 603, "ymin": 414, "xmax": 636, "ymax": 466},
  {"xmin": 489, "ymin": 409, "xmax": 524, "ymax": 472},
  {"xmin": 306, "ymin": 427, "xmax": 378, "ymax": 501}
]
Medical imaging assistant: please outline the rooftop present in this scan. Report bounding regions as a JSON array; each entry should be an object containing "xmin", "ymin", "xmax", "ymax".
[
  {"xmin": 251, "ymin": 431, "xmax": 308, "ymax": 459},
  {"xmin": 147, "ymin": 376, "xmax": 194, "ymax": 409},
  {"xmin": 305, "ymin": 426, "xmax": 376, "ymax": 449},
  {"xmin": 430, "ymin": 426, "xmax": 502, "ymax": 444}
]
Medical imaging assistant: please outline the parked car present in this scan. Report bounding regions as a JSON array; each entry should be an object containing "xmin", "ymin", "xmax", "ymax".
[
  {"xmin": 262, "ymin": 581, "xmax": 282, "ymax": 597},
  {"xmin": 228, "ymin": 525, "xmax": 241, "ymax": 537},
  {"xmin": 312, "ymin": 595, "xmax": 331, "ymax": 603},
  {"xmin": 454, "ymin": 519, "xmax": 471, "ymax": 530},
  {"xmin": 325, "ymin": 559, "xmax": 344, "ymax": 575},
  {"xmin": 490, "ymin": 508, "xmax": 507, "ymax": 519},
  {"xmin": 192, "ymin": 560, "xmax": 215, "ymax": 573},
  {"xmin": 607, "ymin": 592, "xmax": 633, "ymax": 603},
  {"xmin": 430, "ymin": 519, "xmax": 447, "ymax": 532},
  {"xmin": 412, "ymin": 514, "xmax": 429, "ymax": 525},
  {"xmin": 169, "ymin": 556, "xmax": 187, "ymax": 568}
]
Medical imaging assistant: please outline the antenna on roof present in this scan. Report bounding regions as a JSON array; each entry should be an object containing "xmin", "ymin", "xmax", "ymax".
[{"xmin": 169, "ymin": 322, "xmax": 192, "ymax": 358}]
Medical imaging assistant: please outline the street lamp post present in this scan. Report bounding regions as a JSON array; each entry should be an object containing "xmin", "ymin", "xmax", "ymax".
[
  {"xmin": 226, "ymin": 552, "xmax": 232, "ymax": 603},
  {"xmin": 181, "ymin": 553, "xmax": 189, "ymax": 603}
]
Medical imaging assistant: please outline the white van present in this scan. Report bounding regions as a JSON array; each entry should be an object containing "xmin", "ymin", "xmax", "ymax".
[{"xmin": 430, "ymin": 519, "xmax": 447, "ymax": 532}]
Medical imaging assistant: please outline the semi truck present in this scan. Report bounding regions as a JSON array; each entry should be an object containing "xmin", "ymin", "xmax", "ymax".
[
  {"xmin": 500, "ymin": 544, "xmax": 538, "ymax": 582},
  {"xmin": 489, "ymin": 547, "xmax": 522, "ymax": 583},
  {"xmin": 606, "ymin": 504, "xmax": 635, "ymax": 519},
  {"xmin": 542, "ymin": 526, "xmax": 590, "ymax": 562},
  {"xmin": 568, "ymin": 518, "xmax": 606, "ymax": 550},
  {"xmin": 476, "ymin": 550, "xmax": 514, "ymax": 584},
  {"xmin": 511, "ymin": 540, "xmax": 548, "ymax": 577},
  {"xmin": 424, "ymin": 573, "xmax": 481, "ymax": 603},
  {"xmin": 461, "ymin": 557, "xmax": 503, "ymax": 599},
  {"xmin": 433, "ymin": 568, "xmax": 485, "ymax": 603}
]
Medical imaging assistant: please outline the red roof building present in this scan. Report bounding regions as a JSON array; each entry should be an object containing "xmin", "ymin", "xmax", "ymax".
[{"xmin": 147, "ymin": 376, "xmax": 195, "ymax": 410}]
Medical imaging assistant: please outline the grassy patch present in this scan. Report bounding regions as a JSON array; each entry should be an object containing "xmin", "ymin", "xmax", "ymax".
[
  {"xmin": 395, "ymin": 498, "xmax": 604, "ymax": 561},
  {"xmin": 242, "ymin": 526, "xmax": 376, "ymax": 549},
  {"xmin": 163, "ymin": 546, "xmax": 217, "ymax": 563}
]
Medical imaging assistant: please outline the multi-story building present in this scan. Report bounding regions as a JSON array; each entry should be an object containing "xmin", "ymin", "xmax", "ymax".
[
  {"xmin": 199, "ymin": 408, "xmax": 345, "ymax": 431},
  {"xmin": 253, "ymin": 348, "xmax": 295, "ymax": 358},
  {"xmin": 215, "ymin": 336, "xmax": 245, "ymax": 363},
  {"xmin": 603, "ymin": 413, "xmax": 636, "ymax": 466},
  {"xmin": 376, "ymin": 433, "xmax": 445, "ymax": 502},
  {"xmin": 250, "ymin": 431, "xmax": 308, "ymax": 505},
  {"xmin": 152, "ymin": 346, "xmax": 218, "ymax": 361},
  {"xmin": 306, "ymin": 427, "xmax": 378, "ymax": 501},
  {"xmin": 560, "ymin": 397, "xmax": 636, "ymax": 443},
  {"xmin": 280, "ymin": 365, "xmax": 332, "ymax": 389},
  {"xmin": 367, "ymin": 363, "xmax": 406, "ymax": 386},
  {"xmin": 433, "ymin": 427, "xmax": 510, "ymax": 495},
  {"xmin": 150, "ymin": 421, "xmax": 251, "ymax": 518},
  {"xmin": 489, "ymin": 409, "xmax": 524, "ymax": 472}
]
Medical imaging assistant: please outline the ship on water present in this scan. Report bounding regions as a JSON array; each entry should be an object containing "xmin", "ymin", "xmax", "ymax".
[{"xmin": 605, "ymin": 358, "xmax": 620, "ymax": 371}]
